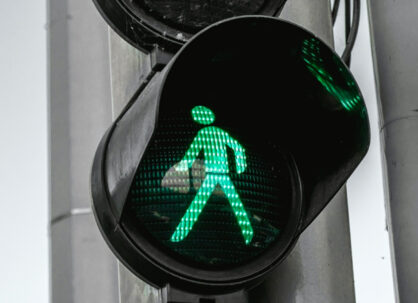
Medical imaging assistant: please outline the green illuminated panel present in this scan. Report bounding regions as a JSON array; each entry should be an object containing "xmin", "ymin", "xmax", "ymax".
[
  {"xmin": 121, "ymin": 105, "xmax": 293, "ymax": 267},
  {"xmin": 171, "ymin": 106, "xmax": 253, "ymax": 244},
  {"xmin": 302, "ymin": 38, "xmax": 361, "ymax": 111}
]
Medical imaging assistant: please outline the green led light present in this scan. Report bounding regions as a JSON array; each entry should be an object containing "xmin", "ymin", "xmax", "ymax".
[
  {"xmin": 170, "ymin": 106, "xmax": 254, "ymax": 244},
  {"xmin": 123, "ymin": 101, "xmax": 293, "ymax": 266},
  {"xmin": 302, "ymin": 38, "xmax": 361, "ymax": 111}
]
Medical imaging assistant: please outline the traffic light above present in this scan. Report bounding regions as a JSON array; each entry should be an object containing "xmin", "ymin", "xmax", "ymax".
[
  {"xmin": 138, "ymin": 0, "xmax": 274, "ymax": 30},
  {"xmin": 93, "ymin": 0, "xmax": 287, "ymax": 52},
  {"xmin": 91, "ymin": 16, "xmax": 370, "ymax": 295}
]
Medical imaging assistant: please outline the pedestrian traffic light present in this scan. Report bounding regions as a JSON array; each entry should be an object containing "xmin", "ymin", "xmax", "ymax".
[{"xmin": 91, "ymin": 13, "xmax": 370, "ymax": 298}]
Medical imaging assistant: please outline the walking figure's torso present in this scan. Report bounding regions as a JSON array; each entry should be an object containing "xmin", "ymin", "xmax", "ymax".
[{"xmin": 182, "ymin": 126, "xmax": 246, "ymax": 174}]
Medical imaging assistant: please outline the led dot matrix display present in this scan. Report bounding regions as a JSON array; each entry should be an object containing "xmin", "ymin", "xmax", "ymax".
[
  {"xmin": 170, "ymin": 106, "xmax": 253, "ymax": 245},
  {"xmin": 121, "ymin": 105, "xmax": 296, "ymax": 267}
]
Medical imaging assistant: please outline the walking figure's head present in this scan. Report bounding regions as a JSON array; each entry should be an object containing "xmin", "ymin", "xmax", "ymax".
[{"xmin": 191, "ymin": 106, "xmax": 215, "ymax": 125}]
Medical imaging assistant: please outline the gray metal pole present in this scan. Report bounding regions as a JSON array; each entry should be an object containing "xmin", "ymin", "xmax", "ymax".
[
  {"xmin": 48, "ymin": 0, "xmax": 119, "ymax": 302},
  {"xmin": 368, "ymin": 1, "xmax": 418, "ymax": 302},
  {"xmin": 107, "ymin": 29, "xmax": 160, "ymax": 303},
  {"xmin": 110, "ymin": 0, "xmax": 357, "ymax": 302}
]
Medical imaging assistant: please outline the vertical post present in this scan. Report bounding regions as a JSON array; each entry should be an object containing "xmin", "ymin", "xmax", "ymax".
[
  {"xmin": 111, "ymin": 1, "xmax": 357, "ymax": 303},
  {"xmin": 48, "ymin": 0, "xmax": 119, "ymax": 302},
  {"xmin": 368, "ymin": 1, "xmax": 418, "ymax": 301},
  {"xmin": 107, "ymin": 29, "xmax": 162, "ymax": 303},
  {"xmin": 248, "ymin": 1, "xmax": 356, "ymax": 302}
]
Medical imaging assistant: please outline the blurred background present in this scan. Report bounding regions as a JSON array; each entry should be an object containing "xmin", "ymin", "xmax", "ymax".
[{"xmin": 0, "ymin": 0, "xmax": 399, "ymax": 302}]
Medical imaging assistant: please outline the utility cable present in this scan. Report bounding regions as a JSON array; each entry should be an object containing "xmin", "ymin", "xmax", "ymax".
[
  {"xmin": 341, "ymin": 0, "xmax": 360, "ymax": 65},
  {"xmin": 332, "ymin": 0, "xmax": 341, "ymax": 25},
  {"xmin": 344, "ymin": 0, "xmax": 351, "ymax": 65}
]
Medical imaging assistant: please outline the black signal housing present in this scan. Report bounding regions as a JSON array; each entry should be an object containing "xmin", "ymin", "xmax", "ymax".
[{"xmin": 91, "ymin": 16, "xmax": 370, "ymax": 295}]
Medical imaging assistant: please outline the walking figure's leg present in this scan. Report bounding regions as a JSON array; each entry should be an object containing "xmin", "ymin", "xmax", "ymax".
[
  {"xmin": 219, "ymin": 175, "xmax": 254, "ymax": 244},
  {"xmin": 171, "ymin": 175, "xmax": 216, "ymax": 242}
]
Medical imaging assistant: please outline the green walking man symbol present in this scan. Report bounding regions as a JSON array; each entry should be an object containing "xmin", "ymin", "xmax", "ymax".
[{"xmin": 170, "ymin": 106, "xmax": 254, "ymax": 245}]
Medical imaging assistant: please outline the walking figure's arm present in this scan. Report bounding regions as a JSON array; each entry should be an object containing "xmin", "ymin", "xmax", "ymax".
[
  {"xmin": 176, "ymin": 134, "xmax": 202, "ymax": 172},
  {"xmin": 226, "ymin": 134, "xmax": 247, "ymax": 174}
]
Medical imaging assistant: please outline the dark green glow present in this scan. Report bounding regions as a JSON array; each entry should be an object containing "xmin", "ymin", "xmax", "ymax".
[
  {"xmin": 302, "ymin": 38, "xmax": 361, "ymax": 111},
  {"xmin": 171, "ymin": 106, "xmax": 253, "ymax": 244}
]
